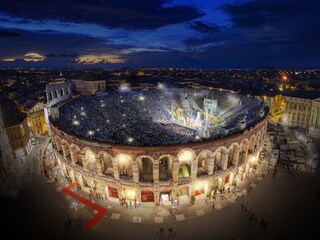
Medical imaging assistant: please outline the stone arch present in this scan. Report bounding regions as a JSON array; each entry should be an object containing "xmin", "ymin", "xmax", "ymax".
[
  {"xmin": 55, "ymin": 89, "xmax": 59, "ymax": 98},
  {"xmin": 97, "ymin": 151, "xmax": 113, "ymax": 176},
  {"xmin": 177, "ymin": 148, "xmax": 196, "ymax": 164},
  {"xmin": 54, "ymin": 135, "xmax": 62, "ymax": 152},
  {"xmin": 157, "ymin": 154, "xmax": 174, "ymax": 180},
  {"xmin": 178, "ymin": 163, "xmax": 191, "ymax": 177},
  {"xmin": 240, "ymin": 138, "xmax": 250, "ymax": 163},
  {"xmin": 255, "ymin": 131, "xmax": 262, "ymax": 150},
  {"xmin": 213, "ymin": 146, "xmax": 229, "ymax": 171},
  {"xmin": 177, "ymin": 148, "xmax": 196, "ymax": 180},
  {"xmin": 67, "ymin": 87, "xmax": 71, "ymax": 95},
  {"xmin": 82, "ymin": 149, "xmax": 97, "ymax": 172},
  {"xmin": 60, "ymin": 88, "xmax": 64, "ymax": 96},
  {"xmin": 136, "ymin": 155, "xmax": 155, "ymax": 182},
  {"xmin": 69, "ymin": 143, "xmax": 81, "ymax": 165},
  {"xmin": 196, "ymin": 150, "xmax": 214, "ymax": 176},
  {"xmin": 249, "ymin": 134, "xmax": 256, "ymax": 153},
  {"xmin": 228, "ymin": 142, "xmax": 241, "ymax": 166},
  {"xmin": 115, "ymin": 154, "xmax": 133, "ymax": 178},
  {"xmin": 50, "ymin": 91, "xmax": 54, "ymax": 100},
  {"xmin": 61, "ymin": 139, "xmax": 70, "ymax": 159}
]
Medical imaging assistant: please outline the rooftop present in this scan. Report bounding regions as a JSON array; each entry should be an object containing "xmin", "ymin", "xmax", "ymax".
[
  {"xmin": 0, "ymin": 96, "xmax": 27, "ymax": 128},
  {"xmin": 283, "ymin": 90, "xmax": 320, "ymax": 100}
]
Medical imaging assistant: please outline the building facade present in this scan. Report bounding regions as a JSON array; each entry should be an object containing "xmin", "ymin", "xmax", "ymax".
[
  {"xmin": 283, "ymin": 91, "xmax": 320, "ymax": 138},
  {"xmin": 27, "ymin": 102, "xmax": 48, "ymax": 136},
  {"xmin": 71, "ymin": 79, "xmax": 106, "ymax": 96},
  {"xmin": 0, "ymin": 97, "xmax": 31, "ymax": 165},
  {"xmin": 51, "ymin": 117, "xmax": 267, "ymax": 206}
]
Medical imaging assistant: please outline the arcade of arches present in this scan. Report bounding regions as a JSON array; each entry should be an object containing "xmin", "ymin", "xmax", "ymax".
[{"xmin": 52, "ymin": 120, "xmax": 267, "ymax": 206}]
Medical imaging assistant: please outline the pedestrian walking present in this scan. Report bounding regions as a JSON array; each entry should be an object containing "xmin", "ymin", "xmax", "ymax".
[
  {"xmin": 172, "ymin": 227, "xmax": 176, "ymax": 236},
  {"xmin": 159, "ymin": 227, "xmax": 164, "ymax": 237},
  {"xmin": 168, "ymin": 227, "xmax": 173, "ymax": 236},
  {"xmin": 156, "ymin": 227, "xmax": 160, "ymax": 237},
  {"xmin": 241, "ymin": 203, "xmax": 244, "ymax": 210},
  {"xmin": 264, "ymin": 221, "xmax": 268, "ymax": 229}
]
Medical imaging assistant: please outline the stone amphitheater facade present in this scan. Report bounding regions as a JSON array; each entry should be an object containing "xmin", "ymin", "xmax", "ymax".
[{"xmin": 51, "ymin": 117, "xmax": 267, "ymax": 206}]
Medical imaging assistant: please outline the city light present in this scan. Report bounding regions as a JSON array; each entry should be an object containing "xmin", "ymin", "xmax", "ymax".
[
  {"xmin": 88, "ymin": 130, "xmax": 94, "ymax": 136},
  {"xmin": 72, "ymin": 120, "xmax": 80, "ymax": 125}
]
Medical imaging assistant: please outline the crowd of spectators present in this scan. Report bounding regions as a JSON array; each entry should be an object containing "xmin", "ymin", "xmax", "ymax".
[{"xmin": 53, "ymin": 89, "xmax": 266, "ymax": 146}]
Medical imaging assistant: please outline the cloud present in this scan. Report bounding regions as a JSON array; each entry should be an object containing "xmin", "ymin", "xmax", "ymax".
[
  {"xmin": 189, "ymin": 21, "xmax": 221, "ymax": 33},
  {"xmin": 0, "ymin": 0, "xmax": 203, "ymax": 30},
  {"xmin": 76, "ymin": 54, "xmax": 126, "ymax": 64},
  {"xmin": 23, "ymin": 52, "xmax": 45, "ymax": 62}
]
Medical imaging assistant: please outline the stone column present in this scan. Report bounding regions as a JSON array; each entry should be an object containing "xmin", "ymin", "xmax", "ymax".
[
  {"xmin": 153, "ymin": 163, "xmax": 159, "ymax": 184},
  {"xmin": 134, "ymin": 183, "xmax": 141, "ymax": 203},
  {"xmin": 96, "ymin": 158, "xmax": 103, "ymax": 176},
  {"xmin": 207, "ymin": 158, "xmax": 214, "ymax": 175},
  {"xmin": 172, "ymin": 184, "xmax": 178, "ymax": 201},
  {"xmin": 221, "ymin": 151, "xmax": 228, "ymax": 170},
  {"xmin": 69, "ymin": 147, "xmax": 78, "ymax": 164},
  {"xmin": 172, "ymin": 160, "xmax": 179, "ymax": 183},
  {"xmin": 61, "ymin": 143, "xmax": 69, "ymax": 159},
  {"xmin": 154, "ymin": 186, "xmax": 160, "ymax": 206},
  {"xmin": 112, "ymin": 159, "xmax": 119, "ymax": 180},
  {"xmin": 132, "ymin": 161, "xmax": 139, "ymax": 183},
  {"xmin": 232, "ymin": 147, "xmax": 240, "ymax": 165},
  {"xmin": 191, "ymin": 158, "xmax": 198, "ymax": 181}
]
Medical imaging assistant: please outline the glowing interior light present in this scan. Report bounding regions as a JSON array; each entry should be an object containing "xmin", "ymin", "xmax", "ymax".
[
  {"xmin": 73, "ymin": 120, "xmax": 80, "ymax": 126},
  {"xmin": 127, "ymin": 137, "xmax": 134, "ymax": 143},
  {"xmin": 88, "ymin": 130, "xmax": 94, "ymax": 136},
  {"xmin": 139, "ymin": 95, "xmax": 145, "ymax": 101},
  {"xmin": 179, "ymin": 150, "xmax": 193, "ymax": 161}
]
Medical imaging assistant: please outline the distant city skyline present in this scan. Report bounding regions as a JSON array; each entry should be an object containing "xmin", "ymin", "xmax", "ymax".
[{"xmin": 0, "ymin": 0, "xmax": 319, "ymax": 69}]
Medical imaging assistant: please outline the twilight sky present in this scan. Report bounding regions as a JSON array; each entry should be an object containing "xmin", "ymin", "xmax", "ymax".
[{"xmin": 0, "ymin": 0, "xmax": 319, "ymax": 69}]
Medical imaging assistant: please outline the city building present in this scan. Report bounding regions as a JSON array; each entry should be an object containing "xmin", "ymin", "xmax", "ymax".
[
  {"xmin": 71, "ymin": 79, "xmax": 106, "ymax": 96},
  {"xmin": 0, "ymin": 96, "xmax": 31, "ymax": 165},
  {"xmin": 283, "ymin": 90, "xmax": 320, "ymax": 138},
  {"xmin": 27, "ymin": 102, "xmax": 48, "ymax": 136}
]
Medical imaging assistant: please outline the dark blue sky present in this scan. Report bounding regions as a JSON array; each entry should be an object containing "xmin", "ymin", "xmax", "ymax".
[{"xmin": 0, "ymin": 0, "xmax": 319, "ymax": 69}]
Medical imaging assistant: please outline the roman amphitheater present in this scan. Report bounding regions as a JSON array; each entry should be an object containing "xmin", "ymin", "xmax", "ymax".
[{"xmin": 50, "ymin": 88, "xmax": 268, "ymax": 206}]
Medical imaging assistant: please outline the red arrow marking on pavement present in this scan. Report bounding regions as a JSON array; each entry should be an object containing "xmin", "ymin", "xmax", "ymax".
[{"xmin": 62, "ymin": 182, "xmax": 107, "ymax": 231}]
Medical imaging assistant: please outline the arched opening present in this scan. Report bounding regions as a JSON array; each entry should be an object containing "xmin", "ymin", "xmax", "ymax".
[
  {"xmin": 138, "ymin": 157, "xmax": 153, "ymax": 182},
  {"xmin": 197, "ymin": 151, "xmax": 210, "ymax": 176},
  {"xmin": 159, "ymin": 157, "xmax": 173, "ymax": 180},
  {"xmin": 60, "ymin": 88, "xmax": 64, "ymax": 96},
  {"xmin": 55, "ymin": 137, "xmax": 62, "ymax": 153},
  {"xmin": 67, "ymin": 87, "xmax": 71, "ymax": 94},
  {"xmin": 240, "ymin": 139, "xmax": 249, "ymax": 163},
  {"xmin": 121, "ymin": 188, "xmax": 136, "ymax": 207},
  {"xmin": 85, "ymin": 150, "xmax": 97, "ymax": 172},
  {"xmin": 228, "ymin": 143, "xmax": 239, "ymax": 166},
  {"xmin": 117, "ymin": 154, "xmax": 132, "ymax": 179},
  {"xmin": 101, "ymin": 153, "xmax": 113, "ymax": 176},
  {"xmin": 177, "ymin": 186, "xmax": 189, "ymax": 204},
  {"xmin": 178, "ymin": 163, "xmax": 190, "ymax": 177},
  {"xmin": 55, "ymin": 89, "xmax": 59, "ymax": 98},
  {"xmin": 141, "ymin": 190, "xmax": 154, "ymax": 202},
  {"xmin": 106, "ymin": 185, "xmax": 119, "ymax": 199},
  {"xmin": 249, "ymin": 135, "xmax": 256, "ymax": 154},
  {"xmin": 50, "ymin": 91, "xmax": 54, "ymax": 100}
]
